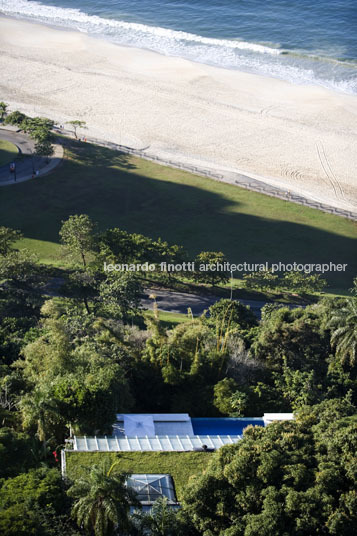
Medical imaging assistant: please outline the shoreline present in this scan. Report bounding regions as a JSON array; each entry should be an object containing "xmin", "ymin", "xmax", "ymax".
[
  {"xmin": 0, "ymin": 15, "xmax": 356, "ymax": 212},
  {"xmin": 2, "ymin": 10, "xmax": 356, "ymax": 97}
]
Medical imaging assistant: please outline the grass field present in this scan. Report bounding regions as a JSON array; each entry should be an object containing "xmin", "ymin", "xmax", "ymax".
[
  {"xmin": 145, "ymin": 309, "xmax": 190, "ymax": 328},
  {"xmin": 65, "ymin": 451, "xmax": 211, "ymax": 500},
  {"xmin": 0, "ymin": 138, "xmax": 355, "ymax": 290},
  {"xmin": 0, "ymin": 139, "xmax": 18, "ymax": 166}
]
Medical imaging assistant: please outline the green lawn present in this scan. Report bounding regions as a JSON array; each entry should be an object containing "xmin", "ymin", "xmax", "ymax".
[
  {"xmin": 145, "ymin": 309, "xmax": 190, "ymax": 328},
  {"xmin": 0, "ymin": 139, "xmax": 18, "ymax": 166},
  {"xmin": 0, "ymin": 138, "xmax": 356, "ymax": 291},
  {"xmin": 65, "ymin": 451, "xmax": 211, "ymax": 501}
]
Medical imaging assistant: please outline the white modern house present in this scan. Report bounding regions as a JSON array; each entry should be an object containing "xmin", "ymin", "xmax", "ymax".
[
  {"xmin": 61, "ymin": 412, "xmax": 294, "ymax": 508},
  {"xmin": 65, "ymin": 413, "xmax": 244, "ymax": 457},
  {"xmin": 62, "ymin": 412, "xmax": 294, "ymax": 472}
]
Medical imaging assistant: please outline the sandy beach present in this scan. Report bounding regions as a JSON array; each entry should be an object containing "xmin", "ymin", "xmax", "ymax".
[{"xmin": 0, "ymin": 16, "xmax": 356, "ymax": 211}]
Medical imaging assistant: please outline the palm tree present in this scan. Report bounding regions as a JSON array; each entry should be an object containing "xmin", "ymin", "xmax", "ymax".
[
  {"xmin": 327, "ymin": 297, "xmax": 357, "ymax": 366},
  {"xmin": 0, "ymin": 101, "xmax": 7, "ymax": 122},
  {"xmin": 68, "ymin": 461, "xmax": 139, "ymax": 536},
  {"xmin": 19, "ymin": 387, "xmax": 59, "ymax": 449},
  {"xmin": 132, "ymin": 497, "xmax": 180, "ymax": 536}
]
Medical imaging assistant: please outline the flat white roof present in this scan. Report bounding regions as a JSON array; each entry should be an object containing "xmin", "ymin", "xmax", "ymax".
[
  {"xmin": 115, "ymin": 413, "xmax": 194, "ymax": 437},
  {"xmin": 124, "ymin": 414, "xmax": 155, "ymax": 437},
  {"xmin": 117, "ymin": 413, "xmax": 191, "ymax": 422},
  {"xmin": 263, "ymin": 413, "xmax": 294, "ymax": 422}
]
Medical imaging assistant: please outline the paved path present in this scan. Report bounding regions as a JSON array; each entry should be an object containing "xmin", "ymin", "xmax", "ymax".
[
  {"xmin": 141, "ymin": 288, "xmax": 268, "ymax": 317},
  {"xmin": 0, "ymin": 127, "xmax": 63, "ymax": 186},
  {"xmin": 43, "ymin": 277, "xmax": 300, "ymax": 319},
  {"xmin": 42, "ymin": 277, "xmax": 269, "ymax": 317}
]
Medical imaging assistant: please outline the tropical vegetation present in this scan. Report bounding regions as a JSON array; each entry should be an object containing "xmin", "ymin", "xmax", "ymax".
[{"xmin": 0, "ymin": 103, "xmax": 356, "ymax": 534}]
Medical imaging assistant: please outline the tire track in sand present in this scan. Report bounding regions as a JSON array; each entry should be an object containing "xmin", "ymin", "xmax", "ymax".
[{"xmin": 316, "ymin": 141, "xmax": 345, "ymax": 201}]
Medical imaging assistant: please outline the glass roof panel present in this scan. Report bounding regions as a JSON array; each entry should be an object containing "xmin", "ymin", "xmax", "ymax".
[{"xmin": 127, "ymin": 474, "xmax": 177, "ymax": 503}]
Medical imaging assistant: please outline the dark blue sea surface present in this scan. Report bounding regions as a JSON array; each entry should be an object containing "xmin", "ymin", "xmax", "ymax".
[{"xmin": 1, "ymin": 0, "xmax": 356, "ymax": 93}]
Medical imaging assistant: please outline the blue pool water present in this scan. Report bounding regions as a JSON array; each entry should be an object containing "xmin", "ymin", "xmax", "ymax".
[
  {"xmin": 191, "ymin": 418, "xmax": 264, "ymax": 436},
  {"xmin": 1, "ymin": 0, "xmax": 356, "ymax": 94}
]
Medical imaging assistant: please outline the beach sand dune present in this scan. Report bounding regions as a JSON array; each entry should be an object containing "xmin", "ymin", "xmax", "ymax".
[{"xmin": 0, "ymin": 16, "xmax": 356, "ymax": 211}]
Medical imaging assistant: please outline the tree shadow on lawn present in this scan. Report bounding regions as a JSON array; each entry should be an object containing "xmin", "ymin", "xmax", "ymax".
[
  {"xmin": 65, "ymin": 139, "xmax": 137, "ymax": 171},
  {"xmin": 0, "ymin": 147, "xmax": 18, "ymax": 167},
  {"xmin": 0, "ymin": 143, "xmax": 355, "ymax": 288}
]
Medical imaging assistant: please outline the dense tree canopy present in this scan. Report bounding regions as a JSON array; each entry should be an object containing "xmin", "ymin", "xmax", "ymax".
[
  {"xmin": 0, "ymin": 468, "xmax": 69, "ymax": 536},
  {"xmin": 182, "ymin": 399, "xmax": 357, "ymax": 536},
  {"xmin": 0, "ymin": 215, "xmax": 356, "ymax": 535}
]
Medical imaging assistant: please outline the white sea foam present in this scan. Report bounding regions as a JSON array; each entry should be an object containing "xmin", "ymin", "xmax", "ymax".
[
  {"xmin": 1, "ymin": 0, "xmax": 356, "ymax": 94},
  {"xmin": 0, "ymin": 0, "xmax": 281, "ymax": 55}
]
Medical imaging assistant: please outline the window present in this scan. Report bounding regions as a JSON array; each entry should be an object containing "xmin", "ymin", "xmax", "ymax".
[{"xmin": 127, "ymin": 474, "xmax": 177, "ymax": 504}]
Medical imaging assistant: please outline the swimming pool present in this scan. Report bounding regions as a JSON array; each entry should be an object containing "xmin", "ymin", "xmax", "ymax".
[{"xmin": 191, "ymin": 418, "xmax": 264, "ymax": 436}]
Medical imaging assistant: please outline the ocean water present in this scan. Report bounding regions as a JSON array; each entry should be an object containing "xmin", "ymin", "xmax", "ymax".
[{"xmin": 1, "ymin": 0, "xmax": 356, "ymax": 94}]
